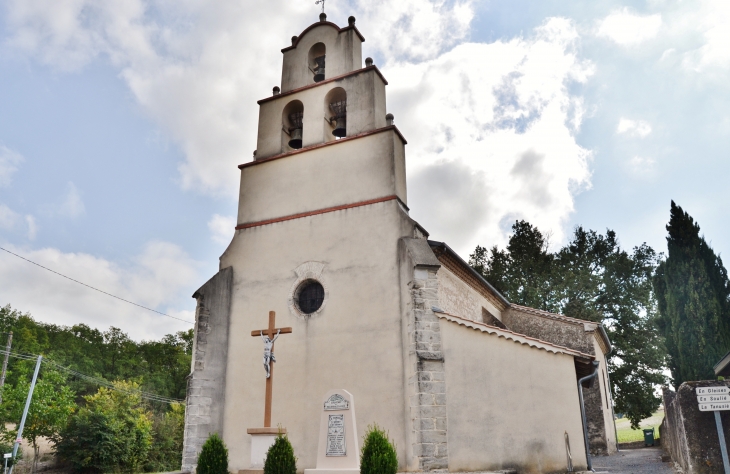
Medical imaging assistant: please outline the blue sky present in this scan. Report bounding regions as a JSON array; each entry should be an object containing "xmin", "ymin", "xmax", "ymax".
[{"xmin": 0, "ymin": 0, "xmax": 728, "ymax": 340}]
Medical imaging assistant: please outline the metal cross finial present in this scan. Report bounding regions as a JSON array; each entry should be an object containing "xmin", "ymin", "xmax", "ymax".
[{"xmin": 315, "ymin": 0, "xmax": 325, "ymax": 14}]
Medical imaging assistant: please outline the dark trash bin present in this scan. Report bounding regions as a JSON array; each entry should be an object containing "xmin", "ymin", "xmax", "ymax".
[{"xmin": 643, "ymin": 428, "xmax": 655, "ymax": 446}]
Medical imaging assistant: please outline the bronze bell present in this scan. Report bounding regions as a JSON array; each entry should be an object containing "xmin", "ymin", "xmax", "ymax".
[
  {"xmin": 332, "ymin": 117, "xmax": 346, "ymax": 138},
  {"xmin": 288, "ymin": 127, "xmax": 302, "ymax": 149},
  {"xmin": 329, "ymin": 100, "xmax": 346, "ymax": 138},
  {"xmin": 287, "ymin": 112, "xmax": 303, "ymax": 148},
  {"xmin": 313, "ymin": 55, "xmax": 326, "ymax": 82}
]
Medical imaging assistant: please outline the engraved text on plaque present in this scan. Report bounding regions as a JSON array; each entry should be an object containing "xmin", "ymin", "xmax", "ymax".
[
  {"xmin": 324, "ymin": 394, "xmax": 350, "ymax": 411},
  {"xmin": 326, "ymin": 414, "xmax": 346, "ymax": 456}
]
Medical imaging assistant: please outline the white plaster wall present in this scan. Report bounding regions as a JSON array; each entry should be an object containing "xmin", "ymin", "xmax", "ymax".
[
  {"xmin": 440, "ymin": 321, "xmax": 588, "ymax": 473},
  {"xmin": 256, "ymin": 69, "xmax": 387, "ymax": 158},
  {"xmin": 219, "ymin": 200, "xmax": 415, "ymax": 472},
  {"xmin": 281, "ymin": 24, "xmax": 362, "ymax": 93},
  {"xmin": 240, "ymin": 130, "xmax": 405, "ymax": 225},
  {"xmin": 437, "ymin": 266, "xmax": 502, "ymax": 323}
]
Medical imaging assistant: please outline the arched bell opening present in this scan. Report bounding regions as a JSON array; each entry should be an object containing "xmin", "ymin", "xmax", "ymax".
[
  {"xmin": 282, "ymin": 100, "xmax": 304, "ymax": 150},
  {"xmin": 324, "ymin": 87, "xmax": 347, "ymax": 141},
  {"xmin": 308, "ymin": 43, "xmax": 326, "ymax": 83}
]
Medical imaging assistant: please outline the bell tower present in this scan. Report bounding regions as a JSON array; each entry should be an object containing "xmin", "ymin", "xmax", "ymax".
[
  {"xmin": 185, "ymin": 13, "xmax": 423, "ymax": 474},
  {"xmin": 235, "ymin": 13, "xmax": 407, "ymax": 232}
]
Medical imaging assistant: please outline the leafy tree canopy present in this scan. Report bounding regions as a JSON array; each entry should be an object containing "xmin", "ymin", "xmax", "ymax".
[{"xmin": 0, "ymin": 305, "xmax": 193, "ymax": 401}]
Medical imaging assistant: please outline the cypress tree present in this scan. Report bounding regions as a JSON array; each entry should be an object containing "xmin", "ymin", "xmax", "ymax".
[{"xmin": 654, "ymin": 201, "xmax": 730, "ymax": 386}]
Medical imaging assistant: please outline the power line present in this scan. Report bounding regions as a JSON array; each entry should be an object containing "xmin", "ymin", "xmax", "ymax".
[
  {"xmin": 0, "ymin": 246, "xmax": 194, "ymax": 325},
  {"xmin": 0, "ymin": 349, "xmax": 184, "ymax": 404}
]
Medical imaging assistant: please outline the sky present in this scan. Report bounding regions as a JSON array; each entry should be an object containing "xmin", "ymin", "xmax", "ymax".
[{"xmin": 0, "ymin": 0, "xmax": 728, "ymax": 341}]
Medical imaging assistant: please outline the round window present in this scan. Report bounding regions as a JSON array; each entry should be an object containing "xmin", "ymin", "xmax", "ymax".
[{"xmin": 296, "ymin": 280, "xmax": 325, "ymax": 314}]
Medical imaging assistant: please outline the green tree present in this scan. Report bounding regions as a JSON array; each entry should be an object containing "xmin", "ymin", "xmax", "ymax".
[
  {"xmin": 654, "ymin": 201, "xmax": 730, "ymax": 386},
  {"xmin": 0, "ymin": 366, "xmax": 76, "ymax": 473},
  {"xmin": 144, "ymin": 402, "xmax": 185, "ymax": 472},
  {"xmin": 197, "ymin": 433, "xmax": 228, "ymax": 474},
  {"xmin": 263, "ymin": 433, "xmax": 296, "ymax": 474},
  {"xmin": 360, "ymin": 424, "xmax": 398, "ymax": 474},
  {"xmin": 55, "ymin": 381, "xmax": 153, "ymax": 473},
  {"xmin": 470, "ymin": 220, "xmax": 667, "ymax": 428}
]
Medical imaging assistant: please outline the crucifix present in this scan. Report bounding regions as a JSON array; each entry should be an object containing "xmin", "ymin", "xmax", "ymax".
[
  {"xmin": 315, "ymin": 0, "xmax": 325, "ymax": 14},
  {"xmin": 250, "ymin": 311, "xmax": 292, "ymax": 428}
]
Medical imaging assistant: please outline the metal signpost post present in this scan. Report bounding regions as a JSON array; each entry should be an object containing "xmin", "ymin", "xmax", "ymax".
[
  {"xmin": 697, "ymin": 385, "xmax": 730, "ymax": 474},
  {"xmin": 9, "ymin": 355, "xmax": 42, "ymax": 474}
]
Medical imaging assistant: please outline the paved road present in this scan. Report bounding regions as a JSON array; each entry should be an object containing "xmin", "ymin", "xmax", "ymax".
[{"xmin": 593, "ymin": 448, "xmax": 674, "ymax": 474}]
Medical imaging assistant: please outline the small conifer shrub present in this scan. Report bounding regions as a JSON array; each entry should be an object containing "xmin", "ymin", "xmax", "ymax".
[
  {"xmin": 360, "ymin": 424, "xmax": 398, "ymax": 474},
  {"xmin": 263, "ymin": 433, "xmax": 297, "ymax": 474},
  {"xmin": 197, "ymin": 433, "xmax": 229, "ymax": 474}
]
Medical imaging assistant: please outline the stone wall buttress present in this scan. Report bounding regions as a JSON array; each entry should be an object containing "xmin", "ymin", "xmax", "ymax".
[
  {"xmin": 182, "ymin": 266, "xmax": 233, "ymax": 473},
  {"xmin": 400, "ymin": 237, "xmax": 449, "ymax": 471}
]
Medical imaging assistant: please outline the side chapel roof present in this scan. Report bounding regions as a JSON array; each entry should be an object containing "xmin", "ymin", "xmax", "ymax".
[
  {"xmin": 435, "ymin": 311, "xmax": 594, "ymax": 361},
  {"xmin": 426, "ymin": 239, "xmax": 613, "ymax": 356}
]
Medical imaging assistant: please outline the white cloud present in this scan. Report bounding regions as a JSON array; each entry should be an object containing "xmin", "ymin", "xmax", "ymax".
[
  {"xmin": 0, "ymin": 242, "xmax": 199, "ymax": 340},
  {"xmin": 0, "ymin": 204, "xmax": 19, "ymax": 229},
  {"xmin": 389, "ymin": 17, "xmax": 594, "ymax": 252},
  {"xmin": 680, "ymin": 1, "xmax": 730, "ymax": 73},
  {"xmin": 596, "ymin": 8, "xmax": 662, "ymax": 46},
  {"xmin": 25, "ymin": 215, "xmax": 38, "ymax": 240},
  {"xmin": 351, "ymin": 0, "xmax": 475, "ymax": 63},
  {"xmin": 208, "ymin": 214, "xmax": 236, "ymax": 245},
  {"xmin": 617, "ymin": 118, "xmax": 652, "ymax": 137},
  {"xmin": 0, "ymin": 145, "xmax": 24, "ymax": 188},
  {"xmin": 58, "ymin": 181, "xmax": 85, "ymax": 218}
]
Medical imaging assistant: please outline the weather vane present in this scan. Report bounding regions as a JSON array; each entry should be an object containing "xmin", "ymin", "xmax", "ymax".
[{"xmin": 315, "ymin": 0, "xmax": 325, "ymax": 14}]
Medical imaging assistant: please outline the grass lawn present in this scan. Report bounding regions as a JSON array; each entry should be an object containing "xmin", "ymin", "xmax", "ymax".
[{"xmin": 615, "ymin": 408, "xmax": 664, "ymax": 443}]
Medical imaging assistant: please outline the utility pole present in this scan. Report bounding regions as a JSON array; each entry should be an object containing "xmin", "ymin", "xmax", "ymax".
[
  {"xmin": 0, "ymin": 332, "xmax": 13, "ymax": 404},
  {"xmin": 9, "ymin": 355, "xmax": 41, "ymax": 474}
]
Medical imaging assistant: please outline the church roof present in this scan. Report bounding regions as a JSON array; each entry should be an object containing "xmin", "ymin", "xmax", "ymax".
[
  {"xmin": 428, "ymin": 240, "xmax": 510, "ymax": 310},
  {"xmin": 509, "ymin": 304, "xmax": 613, "ymax": 355},
  {"xmin": 435, "ymin": 311, "xmax": 595, "ymax": 361}
]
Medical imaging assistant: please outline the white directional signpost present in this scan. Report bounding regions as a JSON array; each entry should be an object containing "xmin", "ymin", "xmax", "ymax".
[{"xmin": 697, "ymin": 385, "xmax": 730, "ymax": 474}]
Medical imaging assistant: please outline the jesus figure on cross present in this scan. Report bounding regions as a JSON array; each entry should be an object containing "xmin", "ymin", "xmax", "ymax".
[{"xmin": 260, "ymin": 329, "xmax": 280, "ymax": 378}]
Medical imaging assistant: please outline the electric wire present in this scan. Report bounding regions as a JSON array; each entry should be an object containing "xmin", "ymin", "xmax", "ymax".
[
  {"xmin": 0, "ymin": 349, "xmax": 184, "ymax": 404},
  {"xmin": 0, "ymin": 246, "xmax": 194, "ymax": 324}
]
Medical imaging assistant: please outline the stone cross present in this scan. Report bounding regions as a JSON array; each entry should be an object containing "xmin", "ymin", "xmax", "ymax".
[{"xmin": 250, "ymin": 311, "xmax": 292, "ymax": 427}]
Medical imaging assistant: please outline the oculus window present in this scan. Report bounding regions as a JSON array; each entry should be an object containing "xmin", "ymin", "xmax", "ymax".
[{"xmin": 296, "ymin": 280, "xmax": 325, "ymax": 314}]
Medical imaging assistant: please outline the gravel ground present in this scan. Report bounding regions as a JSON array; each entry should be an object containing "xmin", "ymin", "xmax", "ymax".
[{"xmin": 592, "ymin": 447, "xmax": 675, "ymax": 474}]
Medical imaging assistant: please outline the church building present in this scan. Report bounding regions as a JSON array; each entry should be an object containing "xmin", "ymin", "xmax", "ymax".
[{"xmin": 182, "ymin": 14, "xmax": 616, "ymax": 473}]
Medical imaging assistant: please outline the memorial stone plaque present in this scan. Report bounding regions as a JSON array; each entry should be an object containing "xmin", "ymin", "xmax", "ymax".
[
  {"xmin": 326, "ymin": 414, "xmax": 347, "ymax": 456},
  {"xmin": 304, "ymin": 389, "xmax": 359, "ymax": 474},
  {"xmin": 324, "ymin": 394, "xmax": 350, "ymax": 411}
]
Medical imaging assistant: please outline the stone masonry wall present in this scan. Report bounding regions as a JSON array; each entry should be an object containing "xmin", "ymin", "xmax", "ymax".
[
  {"xmin": 408, "ymin": 265, "xmax": 449, "ymax": 471},
  {"xmin": 181, "ymin": 267, "xmax": 232, "ymax": 473},
  {"xmin": 662, "ymin": 381, "xmax": 730, "ymax": 474},
  {"xmin": 584, "ymin": 381, "xmax": 608, "ymax": 455}
]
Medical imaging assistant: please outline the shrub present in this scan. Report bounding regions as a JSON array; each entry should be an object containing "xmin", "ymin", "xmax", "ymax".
[
  {"xmin": 197, "ymin": 433, "xmax": 229, "ymax": 474},
  {"xmin": 263, "ymin": 433, "xmax": 296, "ymax": 474},
  {"xmin": 56, "ymin": 381, "xmax": 152, "ymax": 473},
  {"xmin": 143, "ymin": 402, "xmax": 185, "ymax": 472},
  {"xmin": 360, "ymin": 424, "xmax": 397, "ymax": 474}
]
